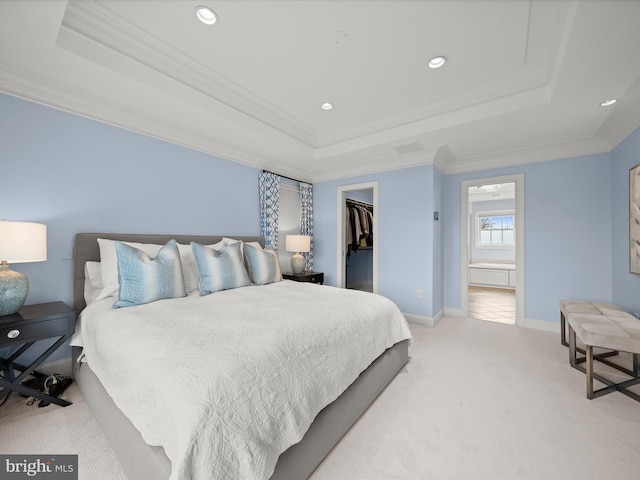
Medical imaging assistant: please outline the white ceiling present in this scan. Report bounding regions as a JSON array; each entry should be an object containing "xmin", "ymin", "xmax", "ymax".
[
  {"xmin": 468, "ymin": 182, "xmax": 516, "ymax": 203},
  {"xmin": 1, "ymin": 0, "xmax": 639, "ymax": 182}
]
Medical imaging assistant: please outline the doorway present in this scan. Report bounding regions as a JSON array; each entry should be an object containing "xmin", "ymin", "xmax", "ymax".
[
  {"xmin": 461, "ymin": 175, "xmax": 524, "ymax": 326},
  {"xmin": 336, "ymin": 182, "xmax": 379, "ymax": 293}
]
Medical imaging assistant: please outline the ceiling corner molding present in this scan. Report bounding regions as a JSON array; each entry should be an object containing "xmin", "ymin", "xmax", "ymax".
[
  {"xmin": 596, "ymin": 76, "xmax": 640, "ymax": 150},
  {"xmin": 310, "ymin": 147, "xmax": 437, "ymax": 183},
  {"xmin": 0, "ymin": 60, "xmax": 289, "ymax": 175},
  {"xmin": 433, "ymin": 145, "xmax": 455, "ymax": 174},
  {"xmin": 445, "ymin": 136, "xmax": 612, "ymax": 175},
  {"xmin": 57, "ymin": 0, "xmax": 317, "ymax": 147}
]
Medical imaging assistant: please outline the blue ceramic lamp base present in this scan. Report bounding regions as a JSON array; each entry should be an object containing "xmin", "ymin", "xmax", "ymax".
[{"xmin": 0, "ymin": 262, "xmax": 28, "ymax": 316}]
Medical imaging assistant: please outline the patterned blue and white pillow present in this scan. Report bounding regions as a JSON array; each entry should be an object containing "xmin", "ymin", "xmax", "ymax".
[
  {"xmin": 244, "ymin": 243, "xmax": 282, "ymax": 285},
  {"xmin": 191, "ymin": 241, "xmax": 250, "ymax": 295},
  {"xmin": 114, "ymin": 239, "xmax": 186, "ymax": 309}
]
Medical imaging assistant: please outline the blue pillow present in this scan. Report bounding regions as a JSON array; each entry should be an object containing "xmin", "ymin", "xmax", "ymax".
[
  {"xmin": 114, "ymin": 239, "xmax": 186, "ymax": 308},
  {"xmin": 244, "ymin": 243, "xmax": 282, "ymax": 285},
  {"xmin": 191, "ymin": 241, "xmax": 250, "ymax": 294}
]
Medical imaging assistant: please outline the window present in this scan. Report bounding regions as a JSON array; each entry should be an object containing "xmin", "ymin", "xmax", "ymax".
[{"xmin": 476, "ymin": 211, "xmax": 515, "ymax": 247}]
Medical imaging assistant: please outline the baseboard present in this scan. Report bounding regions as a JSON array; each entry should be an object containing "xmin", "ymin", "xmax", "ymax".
[
  {"xmin": 442, "ymin": 307, "xmax": 560, "ymax": 335},
  {"xmin": 444, "ymin": 307, "xmax": 464, "ymax": 318},
  {"xmin": 432, "ymin": 308, "xmax": 444, "ymax": 326},
  {"xmin": 520, "ymin": 318, "xmax": 560, "ymax": 334},
  {"xmin": 403, "ymin": 310, "xmax": 444, "ymax": 328}
]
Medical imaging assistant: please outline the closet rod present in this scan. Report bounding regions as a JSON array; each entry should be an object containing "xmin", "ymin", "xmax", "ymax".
[
  {"xmin": 262, "ymin": 169, "xmax": 308, "ymax": 185},
  {"xmin": 346, "ymin": 198, "xmax": 373, "ymax": 209}
]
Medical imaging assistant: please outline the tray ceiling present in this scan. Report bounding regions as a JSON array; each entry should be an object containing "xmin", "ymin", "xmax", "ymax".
[{"xmin": 1, "ymin": 0, "xmax": 639, "ymax": 181}]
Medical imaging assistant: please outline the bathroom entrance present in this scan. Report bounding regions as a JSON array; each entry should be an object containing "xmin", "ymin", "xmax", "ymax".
[{"xmin": 461, "ymin": 175, "xmax": 524, "ymax": 326}]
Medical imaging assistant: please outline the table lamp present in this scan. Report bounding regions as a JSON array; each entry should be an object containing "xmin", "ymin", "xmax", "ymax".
[
  {"xmin": 285, "ymin": 234, "xmax": 310, "ymax": 274},
  {"xmin": 0, "ymin": 221, "xmax": 47, "ymax": 316}
]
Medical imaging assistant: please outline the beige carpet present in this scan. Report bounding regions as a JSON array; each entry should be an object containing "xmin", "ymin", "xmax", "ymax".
[{"xmin": 2, "ymin": 317, "xmax": 640, "ymax": 480}]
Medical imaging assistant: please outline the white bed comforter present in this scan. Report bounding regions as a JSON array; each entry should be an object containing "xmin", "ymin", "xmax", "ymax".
[{"xmin": 73, "ymin": 280, "xmax": 411, "ymax": 480}]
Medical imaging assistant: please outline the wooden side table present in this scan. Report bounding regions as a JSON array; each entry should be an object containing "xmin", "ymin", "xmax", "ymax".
[
  {"xmin": 0, "ymin": 301, "xmax": 76, "ymax": 407},
  {"xmin": 282, "ymin": 272, "xmax": 324, "ymax": 285}
]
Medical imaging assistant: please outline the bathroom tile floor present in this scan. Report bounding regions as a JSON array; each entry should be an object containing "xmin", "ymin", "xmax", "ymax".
[{"xmin": 468, "ymin": 286, "xmax": 516, "ymax": 324}]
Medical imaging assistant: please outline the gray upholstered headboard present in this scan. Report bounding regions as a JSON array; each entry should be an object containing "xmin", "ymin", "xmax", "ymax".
[{"xmin": 73, "ymin": 233, "xmax": 265, "ymax": 314}]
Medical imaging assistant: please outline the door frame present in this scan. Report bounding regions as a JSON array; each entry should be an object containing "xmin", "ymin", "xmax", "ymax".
[
  {"xmin": 461, "ymin": 174, "xmax": 525, "ymax": 325},
  {"xmin": 336, "ymin": 181, "xmax": 379, "ymax": 293}
]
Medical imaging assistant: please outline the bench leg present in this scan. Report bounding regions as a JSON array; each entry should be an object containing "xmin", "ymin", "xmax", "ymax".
[
  {"xmin": 575, "ymin": 344, "xmax": 640, "ymax": 401},
  {"xmin": 569, "ymin": 324, "xmax": 577, "ymax": 367},
  {"xmin": 561, "ymin": 312, "xmax": 568, "ymax": 347},
  {"xmin": 586, "ymin": 345, "xmax": 594, "ymax": 399}
]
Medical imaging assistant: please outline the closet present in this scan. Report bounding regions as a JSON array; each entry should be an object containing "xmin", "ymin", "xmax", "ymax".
[{"xmin": 345, "ymin": 198, "xmax": 373, "ymax": 292}]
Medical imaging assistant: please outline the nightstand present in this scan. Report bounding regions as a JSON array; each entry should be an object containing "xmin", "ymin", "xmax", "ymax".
[
  {"xmin": 0, "ymin": 301, "xmax": 76, "ymax": 407},
  {"xmin": 282, "ymin": 271, "xmax": 324, "ymax": 285}
]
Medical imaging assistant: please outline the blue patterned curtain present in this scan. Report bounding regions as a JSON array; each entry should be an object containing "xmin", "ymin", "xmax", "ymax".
[
  {"xmin": 259, "ymin": 172, "xmax": 280, "ymax": 248},
  {"xmin": 299, "ymin": 182, "xmax": 314, "ymax": 271}
]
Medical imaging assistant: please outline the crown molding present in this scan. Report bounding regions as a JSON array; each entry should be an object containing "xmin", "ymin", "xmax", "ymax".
[
  {"xmin": 0, "ymin": 61, "xmax": 304, "ymax": 176},
  {"xmin": 597, "ymin": 76, "xmax": 640, "ymax": 150},
  {"xmin": 443, "ymin": 136, "xmax": 612, "ymax": 175},
  {"xmin": 309, "ymin": 147, "xmax": 438, "ymax": 183},
  {"xmin": 57, "ymin": 0, "xmax": 318, "ymax": 147}
]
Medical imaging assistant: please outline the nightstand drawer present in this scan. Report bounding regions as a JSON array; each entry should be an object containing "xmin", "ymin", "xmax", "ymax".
[
  {"xmin": 282, "ymin": 272, "xmax": 324, "ymax": 284},
  {"xmin": 0, "ymin": 316, "xmax": 72, "ymax": 345}
]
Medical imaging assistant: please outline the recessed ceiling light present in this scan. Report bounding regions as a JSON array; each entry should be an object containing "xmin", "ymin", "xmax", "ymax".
[
  {"xmin": 195, "ymin": 6, "xmax": 218, "ymax": 25},
  {"xmin": 428, "ymin": 56, "xmax": 447, "ymax": 69},
  {"xmin": 600, "ymin": 99, "xmax": 617, "ymax": 107},
  {"xmin": 321, "ymin": 102, "xmax": 333, "ymax": 110}
]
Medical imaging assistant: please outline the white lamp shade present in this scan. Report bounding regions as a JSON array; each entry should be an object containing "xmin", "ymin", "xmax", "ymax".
[
  {"xmin": 285, "ymin": 235, "xmax": 311, "ymax": 253},
  {"xmin": 0, "ymin": 221, "xmax": 47, "ymax": 263}
]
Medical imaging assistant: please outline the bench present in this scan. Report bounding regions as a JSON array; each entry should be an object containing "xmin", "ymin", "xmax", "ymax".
[
  {"xmin": 559, "ymin": 300, "xmax": 626, "ymax": 347},
  {"xmin": 567, "ymin": 311, "xmax": 640, "ymax": 401}
]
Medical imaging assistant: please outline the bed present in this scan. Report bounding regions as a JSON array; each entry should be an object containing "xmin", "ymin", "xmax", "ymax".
[{"xmin": 71, "ymin": 232, "xmax": 411, "ymax": 480}]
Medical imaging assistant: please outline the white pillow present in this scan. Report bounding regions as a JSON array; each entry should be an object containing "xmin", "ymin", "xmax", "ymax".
[
  {"xmin": 96, "ymin": 239, "xmax": 162, "ymax": 300},
  {"xmin": 223, "ymin": 238, "xmax": 263, "ymax": 252},
  {"xmin": 84, "ymin": 261, "xmax": 103, "ymax": 306},
  {"xmin": 178, "ymin": 240, "xmax": 225, "ymax": 295}
]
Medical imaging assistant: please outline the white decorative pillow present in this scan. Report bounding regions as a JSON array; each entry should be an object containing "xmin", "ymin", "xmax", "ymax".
[
  {"xmin": 113, "ymin": 239, "xmax": 186, "ymax": 309},
  {"xmin": 96, "ymin": 239, "xmax": 162, "ymax": 300},
  {"xmin": 84, "ymin": 261, "xmax": 103, "ymax": 306},
  {"xmin": 192, "ymin": 241, "xmax": 250, "ymax": 294},
  {"xmin": 223, "ymin": 238, "xmax": 263, "ymax": 252},
  {"xmin": 244, "ymin": 243, "xmax": 282, "ymax": 285},
  {"xmin": 178, "ymin": 241, "xmax": 225, "ymax": 295}
]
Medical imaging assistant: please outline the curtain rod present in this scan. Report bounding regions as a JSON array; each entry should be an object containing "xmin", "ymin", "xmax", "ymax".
[{"xmin": 262, "ymin": 169, "xmax": 308, "ymax": 185}]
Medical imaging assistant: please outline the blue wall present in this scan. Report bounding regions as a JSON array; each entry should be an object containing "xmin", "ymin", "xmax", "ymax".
[
  {"xmin": 612, "ymin": 128, "xmax": 640, "ymax": 314},
  {"xmin": 432, "ymin": 166, "xmax": 444, "ymax": 315},
  {"xmin": 314, "ymin": 165, "xmax": 438, "ymax": 318},
  {"xmin": 1, "ymin": 93, "xmax": 260, "ymax": 359},
  {"xmin": 3, "ymin": 90, "xmax": 638, "ymax": 337},
  {"xmin": 444, "ymin": 153, "xmax": 614, "ymax": 323}
]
